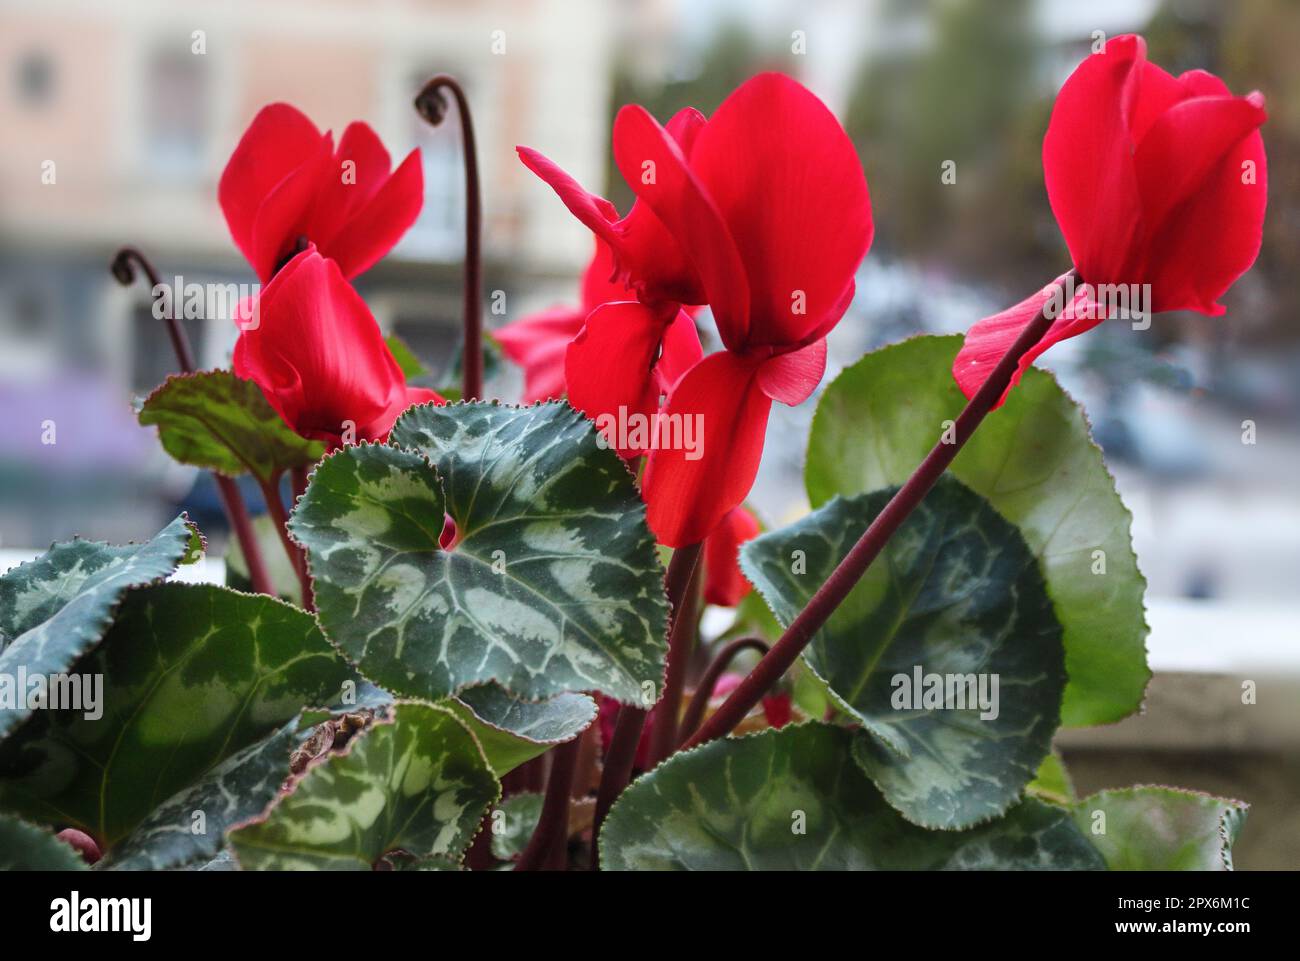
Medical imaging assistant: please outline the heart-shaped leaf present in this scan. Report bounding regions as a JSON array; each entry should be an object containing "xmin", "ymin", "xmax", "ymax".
[
  {"xmin": 298, "ymin": 679, "xmax": 595, "ymax": 779},
  {"xmin": 101, "ymin": 720, "xmax": 304, "ymax": 870},
  {"xmin": 806, "ymin": 335, "xmax": 1148, "ymax": 727},
  {"xmin": 449, "ymin": 683, "xmax": 596, "ymax": 777},
  {"xmin": 0, "ymin": 514, "xmax": 202, "ymax": 740},
  {"xmin": 137, "ymin": 369, "xmax": 324, "ymax": 484},
  {"xmin": 742, "ymin": 477, "xmax": 1065, "ymax": 829},
  {"xmin": 490, "ymin": 792, "xmax": 544, "ymax": 862},
  {"xmin": 0, "ymin": 583, "xmax": 354, "ymax": 869},
  {"xmin": 1072, "ymin": 787, "xmax": 1247, "ymax": 870},
  {"xmin": 0, "ymin": 814, "xmax": 88, "ymax": 870},
  {"xmin": 599, "ymin": 723, "xmax": 1104, "ymax": 870},
  {"xmin": 290, "ymin": 401, "xmax": 669, "ymax": 705},
  {"xmin": 228, "ymin": 701, "xmax": 498, "ymax": 870}
]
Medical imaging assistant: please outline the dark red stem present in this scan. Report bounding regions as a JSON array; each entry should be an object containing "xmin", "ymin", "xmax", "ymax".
[
  {"xmin": 514, "ymin": 738, "xmax": 581, "ymax": 871},
  {"xmin": 646, "ymin": 558, "xmax": 702, "ymax": 763},
  {"xmin": 414, "ymin": 75, "xmax": 482, "ymax": 400},
  {"xmin": 683, "ymin": 271, "xmax": 1078, "ymax": 750},
  {"xmin": 289, "ymin": 464, "xmax": 316, "ymax": 608},
  {"xmin": 110, "ymin": 246, "xmax": 274, "ymax": 597},
  {"xmin": 676, "ymin": 637, "xmax": 770, "ymax": 746},
  {"xmin": 464, "ymin": 816, "xmax": 496, "ymax": 871},
  {"xmin": 258, "ymin": 473, "xmax": 313, "ymax": 611},
  {"xmin": 589, "ymin": 541, "xmax": 703, "ymax": 869}
]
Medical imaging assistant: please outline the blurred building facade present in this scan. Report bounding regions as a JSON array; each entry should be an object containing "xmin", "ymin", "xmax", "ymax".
[{"xmin": 0, "ymin": 0, "xmax": 615, "ymax": 544}]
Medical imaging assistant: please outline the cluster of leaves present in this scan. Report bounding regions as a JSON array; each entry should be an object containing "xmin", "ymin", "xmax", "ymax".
[{"xmin": 0, "ymin": 336, "xmax": 1246, "ymax": 871}]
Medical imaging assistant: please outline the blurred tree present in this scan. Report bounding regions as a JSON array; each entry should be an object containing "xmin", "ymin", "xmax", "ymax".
[
  {"xmin": 603, "ymin": 22, "xmax": 793, "ymax": 214},
  {"xmin": 845, "ymin": 0, "xmax": 1055, "ymax": 289}
]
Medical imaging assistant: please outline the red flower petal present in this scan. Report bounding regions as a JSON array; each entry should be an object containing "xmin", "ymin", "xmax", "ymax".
[
  {"xmin": 612, "ymin": 104, "xmax": 751, "ymax": 346},
  {"xmin": 1143, "ymin": 124, "xmax": 1266, "ymax": 315},
  {"xmin": 1133, "ymin": 95, "xmax": 1267, "ymax": 313},
  {"xmin": 952, "ymin": 274, "xmax": 1106, "ymax": 406},
  {"xmin": 218, "ymin": 104, "xmax": 324, "ymax": 274},
  {"xmin": 757, "ymin": 338, "xmax": 828, "ymax": 406},
  {"xmin": 496, "ymin": 306, "xmax": 586, "ymax": 403},
  {"xmin": 516, "ymin": 145, "xmax": 625, "ymax": 260},
  {"xmin": 687, "ymin": 73, "xmax": 872, "ymax": 348},
  {"xmin": 565, "ymin": 301, "xmax": 669, "ymax": 457},
  {"xmin": 579, "ymin": 238, "xmax": 631, "ymax": 309},
  {"xmin": 233, "ymin": 248, "xmax": 405, "ymax": 445},
  {"xmin": 223, "ymin": 108, "xmax": 422, "ymax": 282},
  {"xmin": 1043, "ymin": 34, "xmax": 1146, "ymax": 285},
  {"xmin": 642, "ymin": 352, "xmax": 772, "ymax": 547},
  {"xmin": 306, "ymin": 121, "xmax": 394, "ymax": 250},
  {"xmin": 703, "ymin": 505, "xmax": 761, "ymax": 607},
  {"xmin": 363, "ymin": 385, "xmax": 446, "ymax": 443},
  {"xmin": 762, "ymin": 692, "xmax": 793, "ymax": 729},
  {"xmin": 654, "ymin": 309, "xmax": 704, "ymax": 393},
  {"xmin": 521, "ymin": 114, "xmax": 707, "ymax": 306},
  {"xmin": 248, "ymin": 133, "xmax": 336, "ymax": 283},
  {"xmin": 323, "ymin": 148, "xmax": 423, "ymax": 280},
  {"xmin": 497, "ymin": 241, "xmax": 628, "ymax": 404}
]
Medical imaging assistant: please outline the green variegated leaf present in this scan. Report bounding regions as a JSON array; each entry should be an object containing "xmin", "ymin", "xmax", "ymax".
[
  {"xmin": 0, "ymin": 514, "xmax": 202, "ymax": 739},
  {"xmin": 449, "ymin": 683, "xmax": 596, "ymax": 777},
  {"xmin": 490, "ymin": 792, "xmax": 544, "ymax": 861},
  {"xmin": 228, "ymin": 701, "xmax": 498, "ymax": 870},
  {"xmin": 137, "ymin": 370, "xmax": 324, "ymax": 484},
  {"xmin": 102, "ymin": 720, "xmax": 304, "ymax": 870},
  {"xmin": 600, "ymin": 724, "xmax": 1104, "ymax": 871},
  {"xmin": 806, "ymin": 335, "xmax": 1148, "ymax": 727},
  {"xmin": 0, "ymin": 583, "xmax": 353, "ymax": 869},
  {"xmin": 388, "ymin": 854, "xmax": 464, "ymax": 871},
  {"xmin": 742, "ymin": 477, "xmax": 1065, "ymax": 829},
  {"xmin": 290, "ymin": 401, "xmax": 669, "ymax": 704},
  {"xmin": 0, "ymin": 814, "xmax": 88, "ymax": 870},
  {"xmin": 182, "ymin": 849, "xmax": 238, "ymax": 871},
  {"xmin": 1072, "ymin": 787, "xmax": 1248, "ymax": 870},
  {"xmin": 298, "ymin": 678, "xmax": 595, "ymax": 779}
]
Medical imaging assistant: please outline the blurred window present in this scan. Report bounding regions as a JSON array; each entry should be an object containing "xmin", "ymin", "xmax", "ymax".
[
  {"xmin": 131, "ymin": 307, "xmax": 203, "ymax": 393},
  {"xmin": 392, "ymin": 311, "xmax": 457, "ymax": 378},
  {"xmin": 14, "ymin": 50, "xmax": 55, "ymax": 108},
  {"xmin": 0, "ymin": 280, "xmax": 59, "ymax": 379},
  {"xmin": 145, "ymin": 50, "xmax": 209, "ymax": 178}
]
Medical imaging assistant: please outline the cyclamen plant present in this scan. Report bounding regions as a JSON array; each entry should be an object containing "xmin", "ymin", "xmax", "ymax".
[{"xmin": 0, "ymin": 35, "xmax": 1265, "ymax": 872}]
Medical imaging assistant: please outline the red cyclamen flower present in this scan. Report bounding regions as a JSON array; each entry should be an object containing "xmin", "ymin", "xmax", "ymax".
[
  {"xmin": 516, "ymin": 115, "xmax": 706, "ymax": 451},
  {"xmin": 954, "ymin": 34, "xmax": 1267, "ymax": 403},
  {"xmin": 220, "ymin": 103, "xmax": 423, "ymax": 283},
  {"xmin": 702, "ymin": 506, "xmax": 761, "ymax": 607},
  {"xmin": 233, "ymin": 247, "xmax": 441, "ymax": 448},
  {"xmin": 494, "ymin": 240, "xmax": 697, "ymax": 406},
  {"xmin": 520, "ymin": 73, "xmax": 872, "ymax": 546}
]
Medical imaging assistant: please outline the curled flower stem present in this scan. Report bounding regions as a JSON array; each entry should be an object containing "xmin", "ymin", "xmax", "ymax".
[
  {"xmin": 588, "ymin": 540, "xmax": 703, "ymax": 869},
  {"xmin": 676, "ymin": 636, "xmax": 770, "ymax": 746},
  {"xmin": 110, "ymin": 246, "xmax": 274, "ymax": 598},
  {"xmin": 514, "ymin": 737, "xmax": 581, "ymax": 871},
  {"xmin": 683, "ymin": 271, "xmax": 1080, "ymax": 750},
  {"xmin": 414, "ymin": 75, "xmax": 483, "ymax": 400}
]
